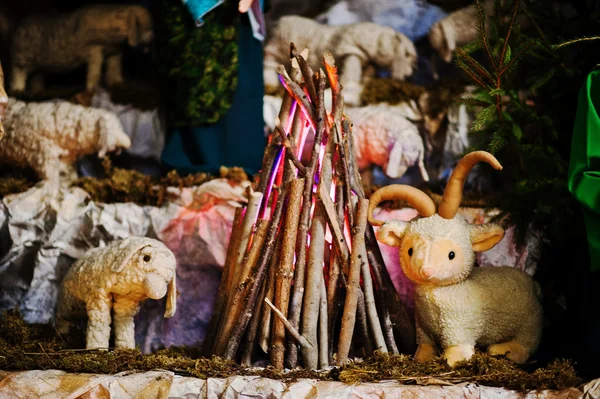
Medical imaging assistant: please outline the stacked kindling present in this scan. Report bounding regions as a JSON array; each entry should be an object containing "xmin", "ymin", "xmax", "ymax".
[{"xmin": 204, "ymin": 45, "xmax": 415, "ymax": 370}]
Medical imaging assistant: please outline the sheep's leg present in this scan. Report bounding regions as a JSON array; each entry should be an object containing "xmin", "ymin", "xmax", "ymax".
[
  {"xmin": 487, "ymin": 341, "xmax": 529, "ymax": 363},
  {"xmin": 339, "ymin": 54, "xmax": 363, "ymax": 106},
  {"xmin": 105, "ymin": 53, "xmax": 123, "ymax": 87},
  {"xmin": 443, "ymin": 344, "xmax": 475, "ymax": 367},
  {"xmin": 112, "ymin": 296, "xmax": 140, "ymax": 349},
  {"xmin": 414, "ymin": 343, "xmax": 438, "ymax": 362},
  {"xmin": 10, "ymin": 67, "xmax": 28, "ymax": 93},
  {"xmin": 86, "ymin": 46, "xmax": 104, "ymax": 92},
  {"xmin": 414, "ymin": 322, "xmax": 438, "ymax": 361},
  {"xmin": 85, "ymin": 294, "xmax": 112, "ymax": 350},
  {"xmin": 30, "ymin": 74, "xmax": 45, "ymax": 94}
]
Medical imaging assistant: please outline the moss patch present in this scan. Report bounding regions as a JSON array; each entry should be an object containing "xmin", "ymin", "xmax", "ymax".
[
  {"xmin": 340, "ymin": 351, "xmax": 581, "ymax": 391},
  {"xmin": 0, "ymin": 309, "xmax": 582, "ymax": 391},
  {"xmin": 72, "ymin": 158, "xmax": 248, "ymax": 206},
  {"xmin": 361, "ymin": 78, "xmax": 426, "ymax": 106}
]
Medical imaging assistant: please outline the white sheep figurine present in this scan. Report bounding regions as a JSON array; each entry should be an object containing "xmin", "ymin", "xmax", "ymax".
[
  {"xmin": 10, "ymin": 4, "xmax": 153, "ymax": 93},
  {"xmin": 367, "ymin": 151, "xmax": 543, "ymax": 367},
  {"xmin": 0, "ymin": 98, "xmax": 131, "ymax": 183},
  {"xmin": 56, "ymin": 237, "xmax": 177, "ymax": 350},
  {"xmin": 345, "ymin": 103, "xmax": 429, "ymax": 181},
  {"xmin": 264, "ymin": 16, "xmax": 417, "ymax": 106}
]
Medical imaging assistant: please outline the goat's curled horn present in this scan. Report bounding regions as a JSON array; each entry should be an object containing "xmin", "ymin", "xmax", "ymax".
[
  {"xmin": 438, "ymin": 151, "xmax": 503, "ymax": 219},
  {"xmin": 368, "ymin": 185, "xmax": 436, "ymax": 226}
]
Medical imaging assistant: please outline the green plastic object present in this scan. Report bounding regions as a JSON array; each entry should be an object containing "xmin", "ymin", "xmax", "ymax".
[{"xmin": 568, "ymin": 69, "xmax": 600, "ymax": 271}]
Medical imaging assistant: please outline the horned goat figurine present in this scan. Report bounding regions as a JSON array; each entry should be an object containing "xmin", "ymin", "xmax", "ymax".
[{"xmin": 368, "ymin": 151, "xmax": 543, "ymax": 367}]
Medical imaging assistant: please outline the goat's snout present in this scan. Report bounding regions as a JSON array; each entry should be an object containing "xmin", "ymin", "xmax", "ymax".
[{"xmin": 421, "ymin": 267, "xmax": 436, "ymax": 280}]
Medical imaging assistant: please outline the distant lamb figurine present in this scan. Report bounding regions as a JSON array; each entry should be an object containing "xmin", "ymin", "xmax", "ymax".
[
  {"xmin": 368, "ymin": 151, "xmax": 543, "ymax": 367},
  {"xmin": 428, "ymin": 0, "xmax": 495, "ymax": 62},
  {"xmin": 10, "ymin": 4, "xmax": 153, "ymax": 93},
  {"xmin": 264, "ymin": 16, "xmax": 417, "ymax": 106},
  {"xmin": 56, "ymin": 237, "xmax": 177, "ymax": 350},
  {"xmin": 346, "ymin": 104, "xmax": 429, "ymax": 182},
  {"xmin": 0, "ymin": 98, "xmax": 131, "ymax": 182}
]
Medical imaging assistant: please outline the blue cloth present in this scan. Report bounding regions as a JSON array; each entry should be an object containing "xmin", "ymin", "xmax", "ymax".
[
  {"xmin": 182, "ymin": 0, "xmax": 225, "ymax": 27},
  {"xmin": 372, "ymin": 0, "xmax": 446, "ymax": 42},
  {"xmin": 161, "ymin": 21, "xmax": 265, "ymax": 175}
]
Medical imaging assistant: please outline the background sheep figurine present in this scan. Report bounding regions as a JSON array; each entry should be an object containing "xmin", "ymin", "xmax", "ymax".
[
  {"xmin": 264, "ymin": 16, "xmax": 417, "ymax": 105},
  {"xmin": 367, "ymin": 151, "xmax": 543, "ymax": 367},
  {"xmin": 0, "ymin": 98, "xmax": 131, "ymax": 183},
  {"xmin": 10, "ymin": 4, "xmax": 153, "ymax": 93},
  {"xmin": 345, "ymin": 103, "xmax": 429, "ymax": 182},
  {"xmin": 55, "ymin": 237, "xmax": 177, "ymax": 350},
  {"xmin": 428, "ymin": 0, "xmax": 494, "ymax": 62}
]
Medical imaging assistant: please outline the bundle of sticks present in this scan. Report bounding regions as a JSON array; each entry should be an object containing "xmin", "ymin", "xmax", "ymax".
[{"xmin": 203, "ymin": 45, "xmax": 415, "ymax": 370}]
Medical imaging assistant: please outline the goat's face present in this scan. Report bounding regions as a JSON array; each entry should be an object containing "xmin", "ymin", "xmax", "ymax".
[
  {"xmin": 378, "ymin": 214, "xmax": 504, "ymax": 285},
  {"xmin": 368, "ymin": 151, "xmax": 505, "ymax": 286}
]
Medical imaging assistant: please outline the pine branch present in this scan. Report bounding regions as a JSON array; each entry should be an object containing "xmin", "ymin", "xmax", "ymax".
[
  {"xmin": 455, "ymin": 48, "xmax": 496, "ymax": 85},
  {"xmin": 499, "ymin": 0, "xmax": 521, "ymax": 68},
  {"xmin": 455, "ymin": 58, "xmax": 490, "ymax": 89},
  {"xmin": 552, "ymin": 36, "xmax": 600, "ymax": 50},
  {"xmin": 475, "ymin": 0, "xmax": 497, "ymax": 70}
]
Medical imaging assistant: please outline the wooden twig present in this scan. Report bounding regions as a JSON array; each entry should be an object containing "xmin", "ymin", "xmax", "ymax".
[
  {"xmin": 241, "ymin": 278, "xmax": 267, "ymax": 367},
  {"xmin": 203, "ymin": 207, "xmax": 244, "ymax": 354},
  {"xmin": 294, "ymin": 52, "xmax": 318, "ymax": 105},
  {"xmin": 327, "ymin": 183, "xmax": 345, "ymax": 362},
  {"xmin": 259, "ymin": 235, "xmax": 280, "ymax": 353},
  {"xmin": 271, "ymin": 178, "xmax": 304, "ymax": 370},
  {"xmin": 277, "ymin": 65, "xmax": 317, "ymax": 125},
  {"xmin": 318, "ymin": 184, "xmax": 350, "ymax": 275},
  {"xmin": 359, "ymin": 241, "xmax": 388, "ymax": 353},
  {"xmin": 233, "ymin": 190, "xmax": 264, "ymax": 285},
  {"xmin": 215, "ymin": 218, "xmax": 270, "ymax": 356},
  {"xmin": 356, "ymin": 288, "xmax": 373, "ymax": 356},
  {"xmin": 301, "ymin": 98, "xmax": 334, "ymax": 368},
  {"xmin": 337, "ymin": 198, "xmax": 369, "ymax": 365},
  {"xmin": 366, "ymin": 225, "xmax": 413, "ymax": 353},
  {"xmin": 318, "ymin": 274, "xmax": 329, "ymax": 369},
  {"xmin": 265, "ymin": 298, "xmax": 313, "ymax": 350},
  {"xmin": 323, "ymin": 51, "xmax": 341, "ymax": 115},
  {"xmin": 223, "ymin": 183, "xmax": 289, "ymax": 360},
  {"xmin": 275, "ymin": 120, "xmax": 306, "ymax": 175},
  {"xmin": 286, "ymin": 71, "xmax": 327, "ymax": 368}
]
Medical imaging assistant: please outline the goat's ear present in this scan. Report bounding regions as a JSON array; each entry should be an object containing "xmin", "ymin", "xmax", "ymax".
[
  {"xmin": 377, "ymin": 220, "xmax": 408, "ymax": 247},
  {"xmin": 470, "ymin": 223, "xmax": 504, "ymax": 252}
]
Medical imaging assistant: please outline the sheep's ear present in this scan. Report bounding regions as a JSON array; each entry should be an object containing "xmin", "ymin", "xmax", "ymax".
[
  {"xmin": 470, "ymin": 223, "xmax": 504, "ymax": 252},
  {"xmin": 128, "ymin": 10, "xmax": 140, "ymax": 47},
  {"xmin": 96, "ymin": 117, "xmax": 108, "ymax": 158},
  {"xmin": 439, "ymin": 23, "xmax": 455, "ymax": 62},
  {"xmin": 111, "ymin": 240, "xmax": 150, "ymax": 273},
  {"xmin": 377, "ymin": 220, "xmax": 408, "ymax": 247}
]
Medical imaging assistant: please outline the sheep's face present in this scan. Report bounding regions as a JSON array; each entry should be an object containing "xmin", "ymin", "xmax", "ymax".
[
  {"xmin": 96, "ymin": 114, "xmax": 131, "ymax": 158},
  {"xmin": 111, "ymin": 238, "xmax": 178, "ymax": 318},
  {"xmin": 127, "ymin": 6, "xmax": 154, "ymax": 47},
  {"xmin": 428, "ymin": 22, "xmax": 454, "ymax": 63},
  {"xmin": 378, "ymin": 214, "xmax": 504, "ymax": 286},
  {"xmin": 390, "ymin": 35, "xmax": 417, "ymax": 80}
]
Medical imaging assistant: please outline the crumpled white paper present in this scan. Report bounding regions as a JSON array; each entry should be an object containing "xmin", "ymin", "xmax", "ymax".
[
  {"xmin": 0, "ymin": 179, "xmax": 248, "ymax": 351},
  {"xmin": 0, "ymin": 370, "xmax": 589, "ymax": 399}
]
